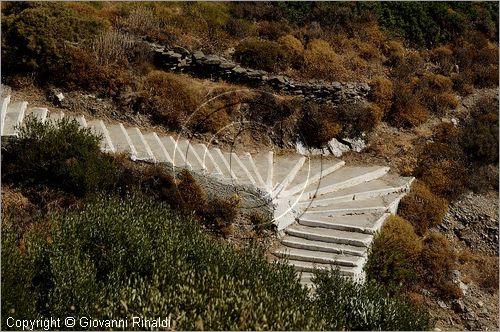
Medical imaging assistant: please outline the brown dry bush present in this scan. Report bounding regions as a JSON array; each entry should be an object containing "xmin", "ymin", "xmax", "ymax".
[
  {"xmin": 365, "ymin": 215, "xmax": 423, "ymax": 291},
  {"xmin": 202, "ymin": 195, "xmax": 240, "ymax": 237},
  {"xmin": 398, "ymin": 181, "xmax": 448, "ymax": 236},
  {"xmin": 233, "ymin": 38, "xmax": 287, "ymax": 72},
  {"xmin": 298, "ymin": 103, "xmax": 342, "ymax": 148},
  {"xmin": 429, "ymin": 44, "xmax": 455, "ymax": 75},
  {"xmin": 416, "ymin": 73, "xmax": 458, "ymax": 114},
  {"xmin": 139, "ymin": 71, "xmax": 205, "ymax": 130},
  {"xmin": 278, "ymin": 34, "xmax": 305, "ymax": 69},
  {"xmin": 388, "ymin": 84, "xmax": 429, "ymax": 128},
  {"xmin": 369, "ymin": 77, "xmax": 393, "ymax": 115},
  {"xmin": 257, "ymin": 20, "xmax": 291, "ymax": 40},
  {"xmin": 302, "ymin": 39, "xmax": 347, "ymax": 81},
  {"xmin": 421, "ymin": 232, "xmax": 460, "ymax": 299},
  {"xmin": 460, "ymin": 252, "xmax": 499, "ymax": 293},
  {"xmin": 383, "ymin": 40, "xmax": 406, "ymax": 68},
  {"xmin": 189, "ymin": 99, "xmax": 232, "ymax": 135},
  {"xmin": 337, "ymin": 102, "xmax": 383, "ymax": 138}
]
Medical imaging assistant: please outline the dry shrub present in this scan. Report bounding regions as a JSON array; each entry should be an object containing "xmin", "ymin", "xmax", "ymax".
[
  {"xmin": 388, "ymin": 84, "xmax": 429, "ymax": 128},
  {"xmin": 278, "ymin": 34, "xmax": 305, "ymax": 69},
  {"xmin": 365, "ymin": 215, "xmax": 423, "ymax": 290},
  {"xmin": 225, "ymin": 17, "xmax": 256, "ymax": 38},
  {"xmin": 337, "ymin": 102, "xmax": 382, "ymax": 137},
  {"xmin": 467, "ymin": 164, "xmax": 499, "ymax": 193},
  {"xmin": 433, "ymin": 122, "xmax": 461, "ymax": 145},
  {"xmin": 202, "ymin": 195, "xmax": 240, "ymax": 237},
  {"xmin": 383, "ymin": 40, "xmax": 406, "ymax": 67},
  {"xmin": 244, "ymin": 92, "xmax": 297, "ymax": 126},
  {"xmin": 233, "ymin": 38, "xmax": 287, "ymax": 72},
  {"xmin": 398, "ymin": 181, "xmax": 448, "ymax": 236},
  {"xmin": 303, "ymin": 39, "xmax": 347, "ymax": 81},
  {"xmin": 452, "ymin": 71, "xmax": 475, "ymax": 95},
  {"xmin": 369, "ymin": 77, "xmax": 393, "ymax": 115},
  {"xmin": 430, "ymin": 44, "xmax": 455, "ymax": 75},
  {"xmin": 258, "ymin": 20, "xmax": 291, "ymax": 40},
  {"xmin": 140, "ymin": 71, "xmax": 204, "ymax": 130},
  {"xmin": 298, "ymin": 103, "xmax": 342, "ymax": 148},
  {"xmin": 421, "ymin": 232, "xmax": 460, "ymax": 299},
  {"xmin": 189, "ymin": 99, "xmax": 232, "ymax": 135},
  {"xmin": 89, "ymin": 28, "xmax": 148, "ymax": 66},
  {"xmin": 250, "ymin": 211, "xmax": 273, "ymax": 234},
  {"xmin": 459, "ymin": 251, "xmax": 498, "ymax": 293},
  {"xmin": 416, "ymin": 142, "xmax": 468, "ymax": 201},
  {"xmin": 356, "ymin": 40, "xmax": 382, "ymax": 61},
  {"xmin": 173, "ymin": 169, "xmax": 208, "ymax": 216},
  {"xmin": 115, "ymin": 6, "xmax": 160, "ymax": 38}
]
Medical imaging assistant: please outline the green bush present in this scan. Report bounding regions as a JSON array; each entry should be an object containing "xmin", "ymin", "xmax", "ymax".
[
  {"xmin": 2, "ymin": 194, "xmax": 318, "ymax": 330},
  {"xmin": 312, "ymin": 269, "xmax": 430, "ymax": 331},
  {"xmin": 233, "ymin": 38, "xmax": 287, "ymax": 72},
  {"xmin": 2, "ymin": 117, "xmax": 119, "ymax": 197},
  {"xmin": 365, "ymin": 215, "xmax": 423, "ymax": 290},
  {"xmin": 1, "ymin": 2, "xmax": 106, "ymax": 81},
  {"xmin": 398, "ymin": 181, "xmax": 448, "ymax": 235}
]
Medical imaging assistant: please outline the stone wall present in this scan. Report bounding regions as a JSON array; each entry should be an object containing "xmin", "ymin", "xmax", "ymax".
[{"xmin": 149, "ymin": 42, "xmax": 370, "ymax": 104}]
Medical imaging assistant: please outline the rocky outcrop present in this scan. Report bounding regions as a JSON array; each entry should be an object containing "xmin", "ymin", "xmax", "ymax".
[{"xmin": 149, "ymin": 42, "xmax": 370, "ymax": 104}]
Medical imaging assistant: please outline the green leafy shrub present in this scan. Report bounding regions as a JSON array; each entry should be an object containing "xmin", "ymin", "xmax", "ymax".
[
  {"xmin": 2, "ymin": 117, "xmax": 119, "ymax": 197},
  {"xmin": 398, "ymin": 181, "xmax": 448, "ymax": 235},
  {"xmin": 365, "ymin": 215, "xmax": 423, "ymax": 290},
  {"xmin": 2, "ymin": 194, "xmax": 318, "ymax": 330},
  {"xmin": 1, "ymin": 3, "xmax": 107, "ymax": 81},
  {"xmin": 233, "ymin": 38, "xmax": 287, "ymax": 72},
  {"xmin": 312, "ymin": 269, "xmax": 430, "ymax": 331}
]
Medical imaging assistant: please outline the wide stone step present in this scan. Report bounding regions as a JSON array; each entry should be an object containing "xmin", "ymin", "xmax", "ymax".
[
  {"xmin": 281, "ymin": 235, "xmax": 366, "ymax": 256},
  {"xmin": 238, "ymin": 152, "xmax": 267, "ymax": 189},
  {"xmin": 272, "ymin": 155, "xmax": 305, "ymax": 193},
  {"xmin": 298, "ymin": 174, "xmax": 413, "ymax": 206},
  {"xmin": 2, "ymin": 101, "xmax": 27, "ymax": 136},
  {"xmin": 301, "ymin": 165, "xmax": 390, "ymax": 198},
  {"xmin": 284, "ymin": 259, "xmax": 360, "ymax": 276},
  {"xmin": 25, "ymin": 107, "xmax": 48, "ymax": 124},
  {"xmin": 87, "ymin": 120, "xmax": 115, "ymax": 153},
  {"xmin": 66, "ymin": 114, "xmax": 88, "ymax": 128},
  {"xmin": 273, "ymin": 247, "xmax": 362, "ymax": 267},
  {"xmin": 285, "ymin": 224, "xmax": 372, "ymax": 247},
  {"xmin": 0, "ymin": 95, "xmax": 11, "ymax": 131},
  {"xmin": 222, "ymin": 151, "xmax": 255, "ymax": 186},
  {"xmin": 192, "ymin": 143, "xmax": 223, "ymax": 176},
  {"xmin": 47, "ymin": 110, "xmax": 64, "ymax": 122},
  {"xmin": 210, "ymin": 147, "xmax": 236, "ymax": 180},
  {"xmin": 143, "ymin": 132, "xmax": 173, "ymax": 164},
  {"xmin": 301, "ymin": 192, "xmax": 401, "ymax": 217},
  {"xmin": 298, "ymin": 212, "xmax": 389, "ymax": 235},
  {"xmin": 125, "ymin": 127, "xmax": 155, "ymax": 162},
  {"xmin": 107, "ymin": 123, "xmax": 137, "ymax": 158},
  {"xmin": 160, "ymin": 136, "xmax": 189, "ymax": 168},
  {"xmin": 282, "ymin": 158, "xmax": 345, "ymax": 196},
  {"xmin": 252, "ymin": 151, "xmax": 273, "ymax": 191}
]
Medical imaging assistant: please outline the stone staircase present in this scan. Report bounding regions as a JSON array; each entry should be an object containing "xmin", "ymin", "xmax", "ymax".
[{"xmin": 0, "ymin": 95, "xmax": 414, "ymax": 285}]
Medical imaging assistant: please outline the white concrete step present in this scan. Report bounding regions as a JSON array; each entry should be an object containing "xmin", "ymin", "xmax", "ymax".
[
  {"xmin": 273, "ymin": 247, "xmax": 362, "ymax": 267},
  {"xmin": 47, "ymin": 110, "xmax": 64, "ymax": 122},
  {"xmin": 281, "ymin": 235, "xmax": 366, "ymax": 256},
  {"xmin": 285, "ymin": 224, "xmax": 373, "ymax": 247},
  {"xmin": 66, "ymin": 114, "xmax": 87, "ymax": 128},
  {"xmin": 222, "ymin": 151, "xmax": 255, "ymax": 186},
  {"xmin": 143, "ymin": 132, "xmax": 173, "ymax": 164},
  {"xmin": 25, "ymin": 107, "xmax": 48, "ymax": 124},
  {"xmin": 298, "ymin": 174, "xmax": 413, "ymax": 206},
  {"xmin": 87, "ymin": 120, "xmax": 115, "ymax": 153},
  {"xmin": 285, "ymin": 259, "xmax": 360, "ymax": 276},
  {"xmin": 0, "ymin": 95, "xmax": 11, "ymax": 133},
  {"xmin": 191, "ymin": 143, "xmax": 223, "ymax": 176},
  {"xmin": 107, "ymin": 123, "xmax": 138, "ymax": 159},
  {"xmin": 160, "ymin": 136, "xmax": 188, "ymax": 168},
  {"xmin": 298, "ymin": 212, "xmax": 390, "ymax": 235},
  {"xmin": 301, "ymin": 166, "xmax": 390, "ymax": 198},
  {"xmin": 183, "ymin": 140, "xmax": 206, "ymax": 171},
  {"xmin": 210, "ymin": 147, "xmax": 236, "ymax": 179},
  {"xmin": 238, "ymin": 152, "xmax": 267, "ymax": 189},
  {"xmin": 272, "ymin": 155, "xmax": 306, "ymax": 194},
  {"xmin": 281, "ymin": 159, "xmax": 345, "ymax": 196},
  {"xmin": 2, "ymin": 101, "xmax": 27, "ymax": 136},
  {"xmin": 252, "ymin": 151, "xmax": 273, "ymax": 191},
  {"xmin": 301, "ymin": 192, "xmax": 401, "ymax": 217},
  {"xmin": 126, "ymin": 127, "xmax": 155, "ymax": 162}
]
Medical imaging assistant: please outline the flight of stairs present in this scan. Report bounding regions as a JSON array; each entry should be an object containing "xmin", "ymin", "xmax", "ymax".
[{"xmin": 0, "ymin": 95, "xmax": 414, "ymax": 284}]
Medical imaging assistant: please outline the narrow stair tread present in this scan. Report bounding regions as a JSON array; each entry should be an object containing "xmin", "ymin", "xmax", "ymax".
[
  {"xmin": 281, "ymin": 235, "xmax": 366, "ymax": 256},
  {"xmin": 273, "ymin": 247, "xmax": 362, "ymax": 265},
  {"xmin": 304, "ymin": 192, "xmax": 401, "ymax": 212},
  {"xmin": 287, "ymin": 224, "xmax": 373, "ymax": 242}
]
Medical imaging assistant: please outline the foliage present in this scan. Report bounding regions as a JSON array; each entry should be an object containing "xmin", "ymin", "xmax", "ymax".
[
  {"xmin": 233, "ymin": 38, "xmax": 287, "ymax": 72},
  {"xmin": 312, "ymin": 269, "xmax": 430, "ymax": 331},
  {"xmin": 302, "ymin": 39, "xmax": 346, "ymax": 81},
  {"xmin": 365, "ymin": 216, "xmax": 423, "ymax": 290},
  {"xmin": 2, "ymin": 117, "xmax": 119, "ymax": 197},
  {"xmin": 139, "ymin": 70, "xmax": 204, "ymax": 130},
  {"xmin": 1, "ymin": 2, "xmax": 106, "ymax": 80},
  {"xmin": 298, "ymin": 103, "xmax": 342, "ymax": 148},
  {"xmin": 398, "ymin": 181, "xmax": 448, "ymax": 235},
  {"xmin": 2, "ymin": 194, "xmax": 319, "ymax": 330}
]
